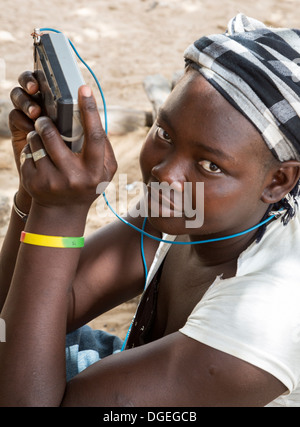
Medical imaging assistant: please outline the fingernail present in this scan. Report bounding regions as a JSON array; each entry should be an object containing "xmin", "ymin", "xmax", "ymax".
[
  {"xmin": 81, "ymin": 85, "xmax": 92, "ymax": 97},
  {"xmin": 28, "ymin": 105, "xmax": 35, "ymax": 116},
  {"xmin": 27, "ymin": 81, "xmax": 36, "ymax": 92}
]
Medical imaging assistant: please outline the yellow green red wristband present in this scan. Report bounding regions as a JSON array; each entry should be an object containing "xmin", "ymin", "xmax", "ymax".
[{"xmin": 20, "ymin": 231, "xmax": 85, "ymax": 248}]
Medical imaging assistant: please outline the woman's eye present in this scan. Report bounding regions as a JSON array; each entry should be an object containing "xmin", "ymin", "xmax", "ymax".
[
  {"xmin": 156, "ymin": 126, "xmax": 172, "ymax": 143},
  {"xmin": 199, "ymin": 160, "xmax": 222, "ymax": 174}
]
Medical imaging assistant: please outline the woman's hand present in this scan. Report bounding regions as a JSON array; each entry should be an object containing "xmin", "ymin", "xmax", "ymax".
[
  {"xmin": 9, "ymin": 71, "xmax": 42, "ymax": 210},
  {"xmin": 9, "ymin": 71, "xmax": 41, "ymax": 174},
  {"xmin": 20, "ymin": 85, "xmax": 117, "ymax": 214}
]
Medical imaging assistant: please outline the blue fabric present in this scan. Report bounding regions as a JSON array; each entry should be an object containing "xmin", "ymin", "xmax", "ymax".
[{"xmin": 65, "ymin": 325, "xmax": 123, "ymax": 381}]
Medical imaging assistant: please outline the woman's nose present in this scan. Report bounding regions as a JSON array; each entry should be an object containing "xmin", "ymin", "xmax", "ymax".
[{"xmin": 150, "ymin": 157, "xmax": 186, "ymax": 192}]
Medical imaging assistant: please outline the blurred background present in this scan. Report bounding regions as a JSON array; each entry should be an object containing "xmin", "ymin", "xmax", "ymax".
[
  {"xmin": 0, "ymin": 0, "xmax": 299, "ymax": 337},
  {"xmin": 1, "ymin": 0, "xmax": 299, "ymax": 108}
]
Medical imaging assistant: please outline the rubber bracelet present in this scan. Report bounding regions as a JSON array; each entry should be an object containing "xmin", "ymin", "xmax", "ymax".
[{"xmin": 20, "ymin": 231, "xmax": 84, "ymax": 248}]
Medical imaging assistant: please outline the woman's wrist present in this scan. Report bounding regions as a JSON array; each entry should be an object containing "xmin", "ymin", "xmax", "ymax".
[
  {"xmin": 24, "ymin": 200, "xmax": 89, "ymax": 238},
  {"xmin": 15, "ymin": 187, "xmax": 32, "ymax": 215}
]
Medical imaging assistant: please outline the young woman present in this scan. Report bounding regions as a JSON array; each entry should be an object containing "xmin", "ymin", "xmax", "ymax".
[{"xmin": 0, "ymin": 14, "xmax": 300, "ymax": 407}]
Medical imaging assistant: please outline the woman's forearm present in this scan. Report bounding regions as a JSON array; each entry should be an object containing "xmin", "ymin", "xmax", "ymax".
[
  {"xmin": 0, "ymin": 84, "xmax": 117, "ymax": 406},
  {"xmin": 0, "ymin": 202, "xmax": 87, "ymax": 406},
  {"xmin": 0, "ymin": 190, "xmax": 31, "ymax": 313}
]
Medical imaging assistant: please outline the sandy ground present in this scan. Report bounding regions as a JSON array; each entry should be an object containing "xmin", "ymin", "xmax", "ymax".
[{"xmin": 1, "ymin": 0, "xmax": 300, "ymax": 339}]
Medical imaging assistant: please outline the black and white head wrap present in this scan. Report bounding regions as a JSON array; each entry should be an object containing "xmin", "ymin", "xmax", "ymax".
[{"xmin": 184, "ymin": 13, "xmax": 300, "ymax": 225}]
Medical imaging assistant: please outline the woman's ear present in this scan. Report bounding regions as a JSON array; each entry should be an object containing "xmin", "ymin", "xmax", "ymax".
[{"xmin": 261, "ymin": 161, "xmax": 300, "ymax": 203}]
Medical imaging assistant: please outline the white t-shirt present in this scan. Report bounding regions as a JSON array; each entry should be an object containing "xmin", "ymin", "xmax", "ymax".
[{"xmin": 145, "ymin": 212, "xmax": 300, "ymax": 407}]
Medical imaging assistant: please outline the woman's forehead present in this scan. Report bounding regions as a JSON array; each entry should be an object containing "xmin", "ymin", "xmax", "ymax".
[
  {"xmin": 161, "ymin": 70, "xmax": 266, "ymax": 159},
  {"xmin": 165, "ymin": 69, "xmax": 238, "ymax": 121}
]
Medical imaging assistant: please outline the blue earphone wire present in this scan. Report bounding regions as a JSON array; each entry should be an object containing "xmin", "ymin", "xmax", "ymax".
[
  {"xmin": 36, "ymin": 28, "xmax": 280, "ymax": 245},
  {"xmin": 36, "ymin": 28, "xmax": 284, "ymax": 350},
  {"xmin": 35, "ymin": 27, "xmax": 282, "ymax": 351}
]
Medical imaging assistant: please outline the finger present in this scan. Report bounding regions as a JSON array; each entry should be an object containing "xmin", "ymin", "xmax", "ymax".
[
  {"xmin": 18, "ymin": 71, "xmax": 39, "ymax": 95},
  {"xmin": 19, "ymin": 143, "xmax": 33, "ymax": 167},
  {"xmin": 19, "ymin": 139, "xmax": 35, "ymax": 189},
  {"xmin": 10, "ymin": 87, "xmax": 41, "ymax": 120},
  {"xmin": 26, "ymin": 130, "xmax": 49, "ymax": 168},
  {"xmin": 78, "ymin": 86, "xmax": 106, "ymax": 166},
  {"xmin": 34, "ymin": 116, "xmax": 72, "ymax": 169},
  {"xmin": 9, "ymin": 109, "xmax": 35, "ymax": 167},
  {"xmin": 9, "ymin": 109, "xmax": 35, "ymax": 135},
  {"xmin": 78, "ymin": 86, "xmax": 117, "ymax": 177},
  {"xmin": 78, "ymin": 86, "xmax": 117, "ymax": 179}
]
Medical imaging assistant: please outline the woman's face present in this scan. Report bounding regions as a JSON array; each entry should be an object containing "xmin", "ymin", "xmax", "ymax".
[{"xmin": 139, "ymin": 69, "xmax": 277, "ymax": 238}]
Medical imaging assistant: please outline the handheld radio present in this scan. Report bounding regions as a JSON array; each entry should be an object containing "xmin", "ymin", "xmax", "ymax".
[{"xmin": 33, "ymin": 29, "xmax": 85, "ymax": 152}]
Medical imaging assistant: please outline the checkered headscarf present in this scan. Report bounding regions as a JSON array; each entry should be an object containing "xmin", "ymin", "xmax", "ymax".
[{"xmin": 184, "ymin": 13, "xmax": 300, "ymax": 162}]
